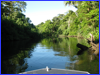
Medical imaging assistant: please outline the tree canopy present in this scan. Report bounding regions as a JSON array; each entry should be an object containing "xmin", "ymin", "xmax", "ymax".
[
  {"xmin": 36, "ymin": 1, "xmax": 99, "ymax": 42},
  {"xmin": 1, "ymin": 1, "xmax": 99, "ymax": 42},
  {"xmin": 1, "ymin": 1, "xmax": 41, "ymax": 41}
]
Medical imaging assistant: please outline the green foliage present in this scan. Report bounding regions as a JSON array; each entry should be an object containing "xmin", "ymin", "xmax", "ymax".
[
  {"xmin": 91, "ymin": 27, "xmax": 99, "ymax": 42},
  {"xmin": 63, "ymin": 28, "xmax": 69, "ymax": 35},
  {"xmin": 1, "ymin": 1, "xmax": 41, "ymax": 41},
  {"xmin": 1, "ymin": 1, "xmax": 26, "ymax": 16},
  {"xmin": 35, "ymin": 1, "xmax": 99, "ymax": 42}
]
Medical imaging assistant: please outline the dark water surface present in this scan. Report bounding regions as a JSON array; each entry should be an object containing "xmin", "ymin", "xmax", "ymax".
[{"xmin": 1, "ymin": 37, "xmax": 99, "ymax": 74}]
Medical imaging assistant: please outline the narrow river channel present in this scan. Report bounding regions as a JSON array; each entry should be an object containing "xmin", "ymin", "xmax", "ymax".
[{"xmin": 1, "ymin": 37, "xmax": 99, "ymax": 74}]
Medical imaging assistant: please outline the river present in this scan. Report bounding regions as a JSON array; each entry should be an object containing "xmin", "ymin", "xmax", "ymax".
[{"xmin": 1, "ymin": 37, "xmax": 99, "ymax": 74}]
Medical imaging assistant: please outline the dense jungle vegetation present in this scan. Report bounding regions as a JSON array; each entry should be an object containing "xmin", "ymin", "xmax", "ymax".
[
  {"xmin": 1, "ymin": 1, "xmax": 41, "ymax": 41},
  {"xmin": 37, "ymin": 1, "xmax": 99, "ymax": 42},
  {"xmin": 1, "ymin": 1, "xmax": 99, "ymax": 42}
]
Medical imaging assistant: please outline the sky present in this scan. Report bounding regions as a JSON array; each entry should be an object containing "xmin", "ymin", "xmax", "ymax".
[{"xmin": 23, "ymin": 1, "xmax": 77, "ymax": 25}]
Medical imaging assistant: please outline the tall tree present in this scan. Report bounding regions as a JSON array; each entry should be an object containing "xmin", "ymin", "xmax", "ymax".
[{"xmin": 1, "ymin": 1, "xmax": 26, "ymax": 15}]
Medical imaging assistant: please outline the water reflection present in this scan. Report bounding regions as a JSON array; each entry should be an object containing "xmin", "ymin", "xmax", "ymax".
[
  {"xmin": 1, "ymin": 38, "xmax": 99, "ymax": 74},
  {"xmin": 1, "ymin": 40, "xmax": 39, "ymax": 74}
]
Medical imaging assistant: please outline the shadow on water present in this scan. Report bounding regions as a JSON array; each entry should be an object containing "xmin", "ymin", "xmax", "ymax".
[
  {"xmin": 76, "ymin": 43, "xmax": 88, "ymax": 55},
  {"xmin": 1, "ymin": 39, "xmax": 41, "ymax": 74}
]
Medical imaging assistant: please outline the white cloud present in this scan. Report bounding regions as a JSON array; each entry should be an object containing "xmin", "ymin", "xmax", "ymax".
[{"xmin": 24, "ymin": 8, "xmax": 77, "ymax": 25}]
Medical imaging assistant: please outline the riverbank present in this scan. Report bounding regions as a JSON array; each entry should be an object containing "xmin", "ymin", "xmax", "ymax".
[
  {"xmin": 58, "ymin": 35, "xmax": 84, "ymax": 39},
  {"xmin": 59, "ymin": 34, "xmax": 99, "ymax": 56}
]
